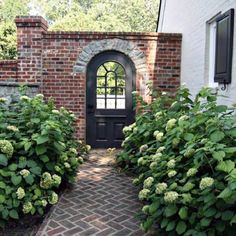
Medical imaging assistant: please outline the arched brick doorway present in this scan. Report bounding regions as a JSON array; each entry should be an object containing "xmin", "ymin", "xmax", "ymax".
[{"xmin": 86, "ymin": 51, "xmax": 136, "ymax": 148}]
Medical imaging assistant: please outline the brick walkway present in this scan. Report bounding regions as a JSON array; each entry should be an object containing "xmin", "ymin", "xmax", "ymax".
[{"xmin": 36, "ymin": 150, "xmax": 146, "ymax": 236}]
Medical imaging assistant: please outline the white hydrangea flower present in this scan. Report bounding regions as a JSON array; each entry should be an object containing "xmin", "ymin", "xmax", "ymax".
[
  {"xmin": 152, "ymin": 153, "xmax": 162, "ymax": 162},
  {"xmin": 166, "ymin": 118, "xmax": 177, "ymax": 131},
  {"xmin": 64, "ymin": 162, "xmax": 71, "ymax": 168},
  {"xmin": 187, "ymin": 168, "xmax": 198, "ymax": 177},
  {"xmin": 123, "ymin": 126, "xmax": 132, "ymax": 133},
  {"xmin": 156, "ymin": 132, "xmax": 164, "ymax": 141},
  {"xmin": 179, "ymin": 115, "xmax": 189, "ymax": 122},
  {"xmin": 35, "ymin": 94, "xmax": 44, "ymax": 99},
  {"xmin": 168, "ymin": 170, "xmax": 177, "ymax": 178},
  {"xmin": 199, "ymin": 177, "xmax": 214, "ymax": 190},
  {"xmin": 41, "ymin": 199, "xmax": 48, "ymax": 207},
  {"xmin": 23, "ymin": 202, "xmax": 33, "ymax": 214},
  {"xmin": 162, "ymin": 91, "xmax": 167, "ymax": 95},
  {"xmin": 156, "ymin": 146, "xmax": 165, "ymax": 153},
  {"xmin": 138, "ymin": 189, "xmax": 150, "ymax": 200},
  {"xmin": 150, "ymin": 162, "xmax": 158, "ymax": 170},
  {"xmin": 52, "ymin": 109, "xmax": 60, "ymax": 114},
  {"xmin": 139, "ymin": 144, "xmax": 148, "ymax": 153},
  {"xmin": 20, "ymin": 169, "xmax": 30, "ymax": 177},
  {"xmin": 86, "ymin": 145, "xmax": 91, "ymax": 151},
  {"xmin": 7, "ymin": 125, "xmax": 19, "ymax": 132},
  {"xmin": 52, "ymin": 174, "xmax": 61, "ymax": 186},
  {"xmin": 0, "ymin": 140, "xmax": 14, "ymax": 158},
  {"xmin": 155, "ymin": 111, "xmax": 163, "ymax": 119},
  {"xmin": 69, "ymin": 148, "xmax": 78, "ymax": 155},
  {"xmin": 137, "ymin": 157, "xmax": 144, "ymax": 166},
  {"xmin": 20, "ymin": 95, "xmax": 30, "ymax": 101},
  {"xmin": 0, "ymin": 97, "xmax": 7, "ymax": 103},
  {"xmin": 142, "ymin": 205, "xmax": 149, "ymax": 214},
  {"xmin": 16, "ymin": 187, "xmax": 25, "ymax": 199},
  {"xmin": 143, "ymin": 177, "xmax": 154, "ymax": 188},
  {"xmin": 155, "ymin": 183, "xmax": 167, "ymax": 194},
  {"xmin": 167, "ymin": 160, "xmax": 176, "ymax": 169},
  {"xmin": 132, "ymin": 178, "xmax": 139, "ymax": 185},
  {"xmin": 48, "ymin": 192, "xmax": 59, "ymax": 205},
  {"xmin": 164, "ymin": 191, "xmax": 179, "ymax": 203}
]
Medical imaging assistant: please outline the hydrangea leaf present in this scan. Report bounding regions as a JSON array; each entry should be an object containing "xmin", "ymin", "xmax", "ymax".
[
  {"xmin": 36, "ymin": 145, "xmax": 47, "ymax": 155},
  {"xmin": 222, "ymin": 211, "xmax": 234, "ymax": 221},
  {"xmin": 24, "ymin": 174, "xmax": 34, "ymax": 185},
  {"xmin": 166, "ymin": 220, "xmax": 176, "ymax": 231},
  {"xmin": 0, "ymin": 154, "xmax": 8, "ymax": 166},
  {"xmin": 9, "ymin": 209, "xmax": 19, "ymax": 219},
  {"xmin": 36, "ymin": 135, "xmax": 49, "ymax": 145},
  {"xmin": 216, "ymin": 161, "xmax": 235, "ymax": 173},
  {"xmin": 11, "ymin": 175, "xmax": 22, "ymax": 186},
  {"xmin": 210, "ymin": 131, "xmax": 225, "ymax": 143},
  {"xmin": 230, "ymin": 214, "xmax": 236, "ymax": 225},
  {"xmin": 212, "ymin": 151, "xmax": 225, "ymax": 161},
  {"xmin": 176, "ymin": 221, "xmax": 187, "ymax": 235},
  {"xmin": 200, "ymin": 218, "xmax": 211, "ymax": 227},
  {"xmin": 217, "ymin": 187, "xmax": 232, "ymax": 199},
  {"xmin": 164, "ymin": 205, "xmax": 178, "ymax": 217},
  {"xmin": 178, "ymin": 207, "xmax": 188, "ymax": 220}
]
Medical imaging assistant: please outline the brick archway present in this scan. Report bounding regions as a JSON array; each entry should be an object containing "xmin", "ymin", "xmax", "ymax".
[
  {"xmin": 73, "ymin": 39, "xmax": 147, "ymax": 74},
  {"xmin": 73, "ymin": 39, "xmax": 150, "ymax": 95}
]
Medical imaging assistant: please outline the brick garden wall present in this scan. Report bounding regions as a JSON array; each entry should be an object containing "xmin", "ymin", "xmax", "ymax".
[{"xmin": 0, "ymin": 16, "xmax": 182, "ymax": 140}]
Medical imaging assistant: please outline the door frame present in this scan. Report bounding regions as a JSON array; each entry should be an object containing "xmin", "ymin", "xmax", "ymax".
[{"xmin": 86, "ymin": 50, "xmax": 136, "ymax": 147}]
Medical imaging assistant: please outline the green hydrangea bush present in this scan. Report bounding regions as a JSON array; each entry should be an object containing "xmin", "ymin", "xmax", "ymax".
[
  {"xmin": 0, "ymin": 94, "xmax": 88, "ymax": 227},
  {"xmin": 117, "ymin": 87, "xmax": 236, "ymax": 235}
]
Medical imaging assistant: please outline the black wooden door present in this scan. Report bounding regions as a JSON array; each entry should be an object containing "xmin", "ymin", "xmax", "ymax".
[{"xmin": 86, "ymin": 51, "xmax": 135, "ymax": 148}]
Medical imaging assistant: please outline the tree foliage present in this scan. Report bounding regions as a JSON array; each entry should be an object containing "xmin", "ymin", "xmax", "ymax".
[
  {"xmin": 0, "ymin": 0, "xmax": 29, "ymax": 59},
  {"xmin": 0, "ymin": 0, "xmax": 159, "ymax": 59}
]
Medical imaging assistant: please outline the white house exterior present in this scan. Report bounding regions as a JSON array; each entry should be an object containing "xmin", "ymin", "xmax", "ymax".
[{"xmin": 158, "ymin": 0, "xmax": 236, "ymax": 105}]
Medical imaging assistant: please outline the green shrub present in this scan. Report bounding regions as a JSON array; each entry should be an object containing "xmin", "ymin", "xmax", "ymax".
[
  {"xmin": 117, "ymin": 87, "xmax": 236, "ymax": 235},
  {"xmin": 0, "ymin": 93, "xmax": 88, "ymax": 227}
]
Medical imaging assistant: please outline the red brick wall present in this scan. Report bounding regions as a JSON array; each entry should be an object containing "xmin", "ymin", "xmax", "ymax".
[
  {"xmin": 0, "ymin": 60, "xmax": 17, "ymax": 81},
  {"xmin": 0, "ymin": 16, "xmax": 182, "ymax": 140}
]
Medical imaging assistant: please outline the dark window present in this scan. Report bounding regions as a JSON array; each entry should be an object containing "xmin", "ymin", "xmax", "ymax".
[{"xmin": 214, "ymin": 9, "xmax": 234, "ymax": 84}]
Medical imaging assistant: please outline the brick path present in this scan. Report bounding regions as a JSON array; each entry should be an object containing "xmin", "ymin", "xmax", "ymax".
[{"xmin": 36, "ymin": 150, "xmax": 146, "ymax": 236}]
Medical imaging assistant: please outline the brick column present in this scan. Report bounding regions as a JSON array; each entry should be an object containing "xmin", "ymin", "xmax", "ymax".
[{"xmin": 15, "ymin": 16, "xmax": 48, "ymax": 83}]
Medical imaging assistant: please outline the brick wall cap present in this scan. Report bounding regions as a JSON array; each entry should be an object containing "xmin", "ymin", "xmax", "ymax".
[
  {"xmin": 43, "ymin": 31, "xmax": 182, "ymax": 40},
  {"xmin": 15, "ymin": 16, "xmax": 48, "ymax": 30}
]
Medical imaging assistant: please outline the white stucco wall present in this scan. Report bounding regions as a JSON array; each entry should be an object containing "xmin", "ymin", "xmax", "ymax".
[{"xmin": 158, "ymin": 0, "xmax": 236, "ymax": 105}]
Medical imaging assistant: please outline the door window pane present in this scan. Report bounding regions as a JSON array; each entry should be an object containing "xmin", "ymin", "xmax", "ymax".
[
  {"xmin": 96, "ymin": 61, "xmax": 126, "ymax": 109},
  {"xmin": 97, "ymin": 99, "xmax": 105, "ymax": 109},
  {"xmin": 117, "ymin": 99, "xmax": 125, "ymax": 109},
  {"xmin": 107, "ymin": 99, "xmax": 115, "ymax": 109},
  {"xmin": 97, "ymin": 77, "xmax": 105, "ymax": 87}
]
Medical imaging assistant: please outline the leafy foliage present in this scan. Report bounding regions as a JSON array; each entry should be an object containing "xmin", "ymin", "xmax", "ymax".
[
  {"xmin": 0, "ymin": 0, "xmax": 29, "ymax": 59},
  {"xmin": 117, "ymin": 87, "xmax": 236, "ymax": 235},
  {"xmin": 0, "ymin": 93, "xmax": 88, "ymax": 227},
  {"xmin": 0, "ymin": 0, "xmax": 159, "ymax": 58}
]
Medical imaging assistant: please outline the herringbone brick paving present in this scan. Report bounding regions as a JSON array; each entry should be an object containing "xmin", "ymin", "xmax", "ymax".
[{"xmin": 36, "ymin": 150, "xmax": 147, "ymax": 236}]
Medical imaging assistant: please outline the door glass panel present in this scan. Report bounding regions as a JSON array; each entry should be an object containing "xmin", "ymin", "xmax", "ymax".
[
  {"xmin": 96, "ymin": 61, "xmax": 126, "ymax": 109},
  {"xmin": 106, "ymin": 72, "xmax": 116, "ymax": 87},
  {"xmin": 117, "ymin": 99, "xmax": 125, "ymax": 109},
  {"xmin": 97, "ymin": 77, "xmax": 105, "ymax": 87},
  {"xmin": 117, "ymin": 77, "xmax": 125, "ymax": 87},
  {"xmin": 97, "ymin": 88, "xmax": 105, "ymax": 96},
  {"xmin": 107, "ymin": 99, "xmax": 115, "ymax": 109},
  {"xmin": 97, "ymin": 99, "xmax": 105, "ymax": 109},
  {"xmin": 97, "ymin": 65, "xmax": 107, "ymax": 76},
  {"xmin": 117, "ymin": 87, "xmax": 125, "ymax": 96}
]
